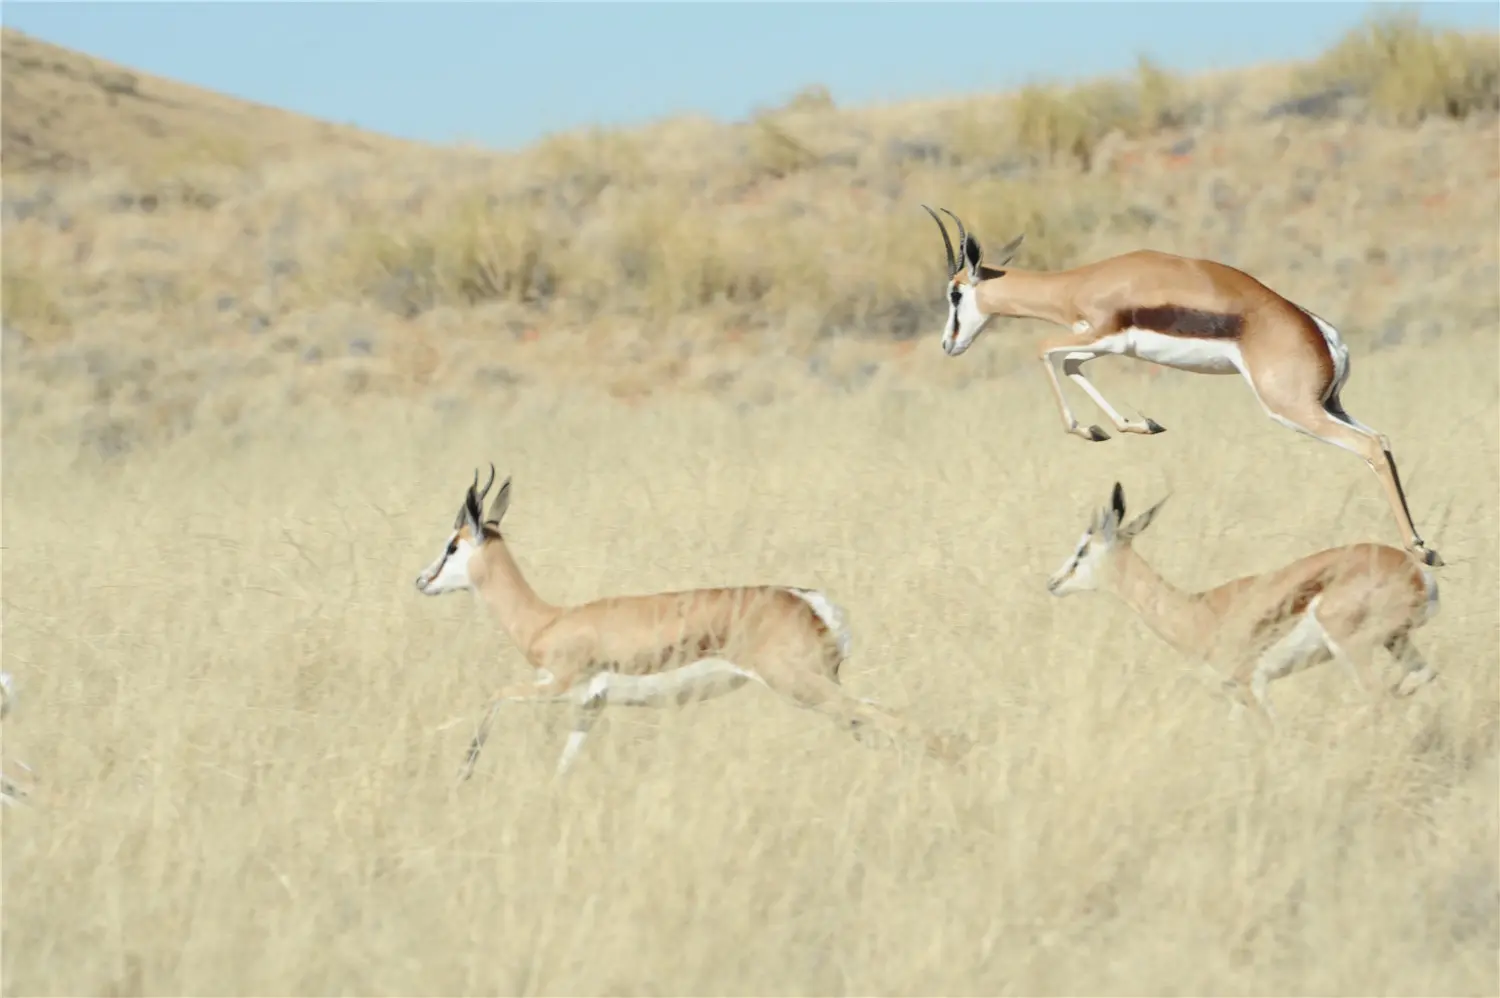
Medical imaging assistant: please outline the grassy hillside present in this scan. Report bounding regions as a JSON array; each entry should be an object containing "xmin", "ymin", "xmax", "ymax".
[
  {"xmin": 2, "ymin": 12, "xmax": 1498, "ymax": 996},
  {"xmin": 3, "ymin": 15, "xmax": 1497, "ymax": 452}
]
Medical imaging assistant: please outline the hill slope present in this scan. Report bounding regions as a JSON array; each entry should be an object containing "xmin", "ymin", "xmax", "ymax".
[
  {"xmin": 1, "ymin": 17, "xmax": 1496, "ymax": 457},
  {"xmin": 1, "ymin": 28, "xmax": 410, "ymax": 176}
]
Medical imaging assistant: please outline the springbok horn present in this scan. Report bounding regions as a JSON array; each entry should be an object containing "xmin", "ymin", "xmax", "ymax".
[
  {"xmin": 940, "ymin": 207, "xmax": 969, "ymax": 259},
  {"xmin": 921, "ymin": 204, "xmax": 957, "ymax": 277}
]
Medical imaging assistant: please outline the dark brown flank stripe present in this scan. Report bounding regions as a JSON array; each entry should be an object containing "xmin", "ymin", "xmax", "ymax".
[{"xmin": 1114, "ymin": 305, "xmax": 1244, "ymax": 338}]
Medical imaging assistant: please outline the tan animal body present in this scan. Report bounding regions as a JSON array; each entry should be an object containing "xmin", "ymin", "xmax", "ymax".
[
  {"xmin": 415, "ymin": 466, "xmax": 965, "ymax": 781},
  {"xmin": 922, "ymin": 206, "xmax": 1441, "ymax": 568},
  {"xmin": 1046, "ymin": 483, "xmax": 1440, "ymax": 729}
]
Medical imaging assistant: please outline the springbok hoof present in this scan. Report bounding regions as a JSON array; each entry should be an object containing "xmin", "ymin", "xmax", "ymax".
[
  {"xmin": 1086, "ymin": 425, "xmax": 1109, "ymax": 442},
  {"xmin": 1144, "ymin": 418, "xmax": 1166, "ymax": 434}
]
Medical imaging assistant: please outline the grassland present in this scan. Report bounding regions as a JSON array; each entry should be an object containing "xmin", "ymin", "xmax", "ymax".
[
  {"xmin": 3, "ymin": 11, "xmax": 1499, "ymax": 996},
  {"xmin": 4, "ymin": 335, "xmax": 1498, "ymax": 995}
]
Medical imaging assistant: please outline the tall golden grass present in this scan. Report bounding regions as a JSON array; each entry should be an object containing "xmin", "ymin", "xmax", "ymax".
[{"xmin": 3, "ymin": 330, "xmax": 1495, "ymax": 995}]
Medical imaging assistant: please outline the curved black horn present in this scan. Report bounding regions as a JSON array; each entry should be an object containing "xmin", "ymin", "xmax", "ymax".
[
  {"xmin": 940, "ymin": 207, "xmax": 969, "ymax": 258},
  {"xmin": 476, "ymin": 463, "xmax": 496, "ymax": 503},
  {"xmin": 921, "ymin": 204, "xmax": 957, "ymax": 277}
]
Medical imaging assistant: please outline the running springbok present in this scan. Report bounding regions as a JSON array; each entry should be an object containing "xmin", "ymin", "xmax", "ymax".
[
  {"xmin": 415, "ymin": 465, "xmax": 967, "ymax": 781},
  {"xmin": 921, "ymin": 206, "xmax": 1441, "ymax": 568},
  {"xmin": 1046, "ymin": 483, "xmax": 1440, "ymax": 730}
]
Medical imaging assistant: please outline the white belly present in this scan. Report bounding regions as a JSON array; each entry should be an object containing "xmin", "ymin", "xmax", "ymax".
[
  {"xmin": 576, "ymin": 658, "xmax": 759, "ymax": 708},
  {"xmin": 1093, "ymin": 328, "xmax": 1243, "ymax": 375}
]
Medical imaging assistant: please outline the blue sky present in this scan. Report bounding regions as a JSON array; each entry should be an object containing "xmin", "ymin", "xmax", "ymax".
[{"xmin": 4, "ymin": 2, "xmax": 1496, "ymax": 151}]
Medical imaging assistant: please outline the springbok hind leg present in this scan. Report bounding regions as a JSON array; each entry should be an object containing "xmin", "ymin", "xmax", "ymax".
[
  {"xmin": 1261, "ymin": 396, "xmax": 1441, "ymax": 567},
  {"xmin": 1387, "ymin": 631, "xmax": 1438, "ymax": 697},
  {"xmin": 778, "ymin": 672, "xmax": 968, "ymax": 763}
]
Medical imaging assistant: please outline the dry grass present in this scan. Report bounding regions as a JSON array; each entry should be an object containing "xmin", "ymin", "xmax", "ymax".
[
  {"xmin": 3, "ymin": 330, "xmax": 1497, "ymax": 995},
  {"xmin": 2, "ymin": 14, "xmax": 1499, "ymax": 992},
  {"xmin": 1294, "ymin": 11, "xmax": 1500, "ymax": 124},
  {"xmin": 3, "ymin": 16, "xmax": 1496, "ymax": 388}
]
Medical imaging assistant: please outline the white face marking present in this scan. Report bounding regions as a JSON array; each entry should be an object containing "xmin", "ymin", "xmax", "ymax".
[
  {"xmin": 1089, "ymin": 328, "xmax": 1244, "ymax": 375},
  {"xmin": 573, "ymin": 658, "xmax": 760, "ymax": 708},
  {"xmin": 940, "ymin": 280, "xmax": 992, "ymax": 357},
  {"xmin": 1046, "ymin": 523, "xmax": 1110, "ymax": 596},
  {"xmin": 414, "ymin": 529, "xmax": 482, "ymax": 596}
]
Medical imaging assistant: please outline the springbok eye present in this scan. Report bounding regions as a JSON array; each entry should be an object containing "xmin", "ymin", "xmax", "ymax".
[{"xmin": 949, "ymin": 288, "xmax": 962, "ymax": 306}]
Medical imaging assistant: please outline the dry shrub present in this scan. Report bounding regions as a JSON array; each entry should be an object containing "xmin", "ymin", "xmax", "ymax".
[
  {"xmin": 951, "ymin": 56, "xmax": 1191, "ymax": 171},
  {"xmin": 334, "ymin": 143, "xmax": 1128, "ymax": 334},
  {"xmin": 1297, "ymin": 12, "xmax": 1500, "ymax": 124},
  {"xmin": 343, "ymin": 191, "xmax": 556, "ymax": 316},
  {"xmin": 0, "ymin": 268, "xmax": 71, "ymax": 340}
]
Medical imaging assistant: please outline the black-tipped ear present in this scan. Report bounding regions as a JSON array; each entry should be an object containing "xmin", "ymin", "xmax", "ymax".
[
  {"xmin": 485, "ymin": 477, "xmax": 512, "ymax": 527},
  {"xmin": 963, "ymin": 233, "xmax": 983, "ymax": 276},
  {"xmin": 464, "ymin": 488, "xmax": 484, "ymax": 532},
  {"xmin": 1121, "ymin": 494, "xmax": 1169, "ymax": 542},
  {"xmin": 992, "ymin": 233, "xmax": 1025, "ymax": 268},
  {"xmin": 1111, "ymin": 482, "xmax": 1126, "ymax": 523}
]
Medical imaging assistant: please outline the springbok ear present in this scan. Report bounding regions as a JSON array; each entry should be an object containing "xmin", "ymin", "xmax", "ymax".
[
  {"xmin": 485, "ymin": 477, "xmax": 512, "ymax": 527},
  {"xmin": 992, "ymin": 233, "xmax": 1025, "ymax": 268},
  {"xmin": 463, "ymin": 487, "xmax": 485, "ymax": 537},
  {"xmin": 962, "ymin": 233, "xmax": 984, "ymax": 280},
  {"xmin": 1121, "ymin": 495, "xmax": 1169, "ymax": 542}
]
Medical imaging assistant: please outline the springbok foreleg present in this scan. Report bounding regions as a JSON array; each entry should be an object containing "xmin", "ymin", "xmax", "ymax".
[
  {"xmin": 1038, "ymin": 340, "xmax": 1111, "ymax": 442},
  {"xmin": 553, "ymin": 677, "xmax": 609, "ymax": 779},
  {"xmin": 457, "ymin": 677, "xmax": 580, "ymax": 784},
  {"xmin": 1061, "ymin": 354, "xmax": 1167, "ymax": 436}
]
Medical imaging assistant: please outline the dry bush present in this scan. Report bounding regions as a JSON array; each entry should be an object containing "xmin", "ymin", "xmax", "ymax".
[
  {"xmin": 950, "ymin": 56, "xmax": 1192, "ymax": 171},
  {"xmin": 1296, "ymin": 12, "xmax": 1500, "ymax": 124},
  {"xmin": 2, "ymin": 333, "xmax": 1496, "ymax": 994},
  {"xmin": 0, "ymin": 267, "xmax": 70, "ymax": 341}
]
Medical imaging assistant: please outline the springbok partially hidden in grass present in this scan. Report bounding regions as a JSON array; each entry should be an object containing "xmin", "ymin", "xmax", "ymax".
[
  {"xmin": 415, "ymin": 465, "xmax": 967, "ymax": 782},
  {"xmin": 1045, "ymin": 483, "xmax": 1440, "ymax": 729},
  {"xmin": 921, "ymin": 205, "xmax": 1442, "ymax": 568},
  {"xmin": 1, "ymin": 671, "xmax": 35, "ymax": 808}
]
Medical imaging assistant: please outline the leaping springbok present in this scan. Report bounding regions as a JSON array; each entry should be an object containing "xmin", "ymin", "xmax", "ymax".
[
  {"xmin": 415, "ymin": 465, "xmax": 967, "ymax": 782},
  {"xmin": 921, "ymin": 205, "xmax": 1442, "ymax": 568},
  {"xmin": 1045, "ymin": 482, "xmax": 1440, "ymax": 730}
]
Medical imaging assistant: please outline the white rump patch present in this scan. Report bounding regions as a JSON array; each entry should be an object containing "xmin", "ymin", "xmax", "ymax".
[
  {"xmin": 1416, "ymin": 566, "xmax": 1440, "ymax": 625},
  {"xmin": 1297, "ymin": 305, "xmax": 1351, "ymax": 393},
  {"xmin": 577, "ymin": 658, "xmax": 759, "ymax": 708},
  {"xmin": 1092, "ymin": 329, "xmax": 1243, "ymax": 376},
  {"xmin": 785, "ymin": 587, "xmax": 853, "ymax": 659}
]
